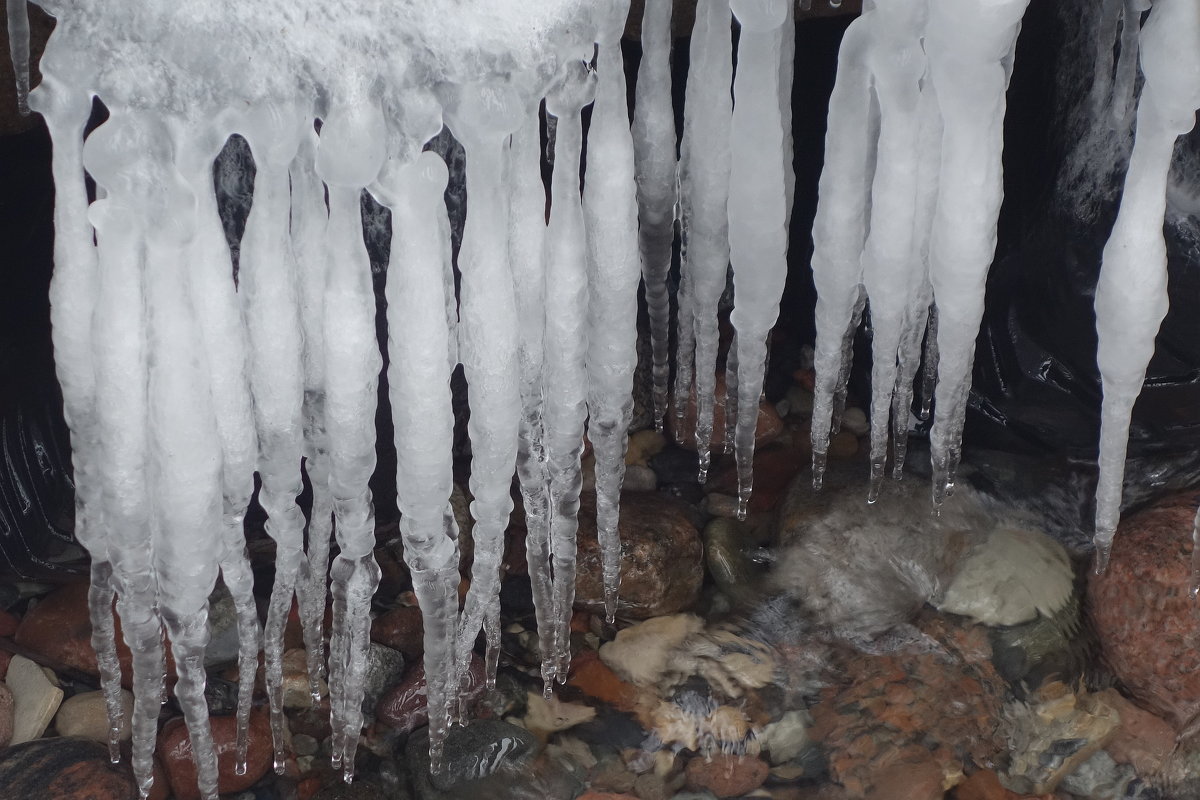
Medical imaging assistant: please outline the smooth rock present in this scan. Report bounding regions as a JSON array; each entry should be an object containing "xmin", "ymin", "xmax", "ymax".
[
  {"xmin": 158, "ymin": 709, "xmax": 272, "ymax": 800},
  {"xmin": 0, "ymin": 737, "xmax": 169, "ymax": 800},
  {"xmin": 1095, "ymin": 688, "xmax": 1176, "ymax": 777},
  {"xmin": 377, "ymin": 654, "xmax": 486, "ymax": 734},
  {"xmin": 622, "ymin": 464, "xmax": 659, "ymax": 493},
  {"xmin": 759, "ymin": 710, "xmax": 811, "ymax": 765},
  {"xmin": 204, "ymin": 582, "xmax": 241, "ymax": 667},
  {"xmin": 429, "ymin": 719, "xmax": 535, "ymax": 791},
  {"xmin": 599, "ymin": 614, "xmax": 705, "ymax": 689},
  {"xmin": 371, "ymin": 605, "xmax": 425, "ymax": 660},
  {"xmin": 13, "ymin": 581, "xmax": 176, "ymax": 689},
  {"xmin": 7, "ymin": 654, "xmax": 63, "ymax": 744},
  {"xmin": 950, "ymin": 769, "xmax": 1025, "ymax": 799},
  {"xmin": 362, "ymin": 643, "xmax": 406, "ymax": 718},
  {"xmin": 626, "ymin": 429, "xmax": 667, "ymax": 467},
  {"xmin": 937, "ymin": 528, "xmax": 1074, "ymax": 626},
  {"xmin": 863, "ymin": 757, "xmax": 945, "ymax": 800},
  {"xmin": 683, "ymin": 753, "xmax": 768, "ymax": 798},
  {"xmin": 522, "ymin": 691, "xmax": 596, "ymax": 739},
  {"xmin": 283, "ymin": 647, "xmax": 326, "ymax": 709},
  {"xmin": 574, "ymin": 492, "xmax": 703, "ymax": 619},
  {"xmin": 668, "ymin": 374, "xmax": 784, "ymax": 453},
  {"xmin": 706, "ymin": 445, "xmax": 806, "ymax": 514},
  {"xmin": 55, "ymin": 688, "xmax": 134, "ymax": 742},
  {"xmin": 567, "ymin": 650, "xmax": 653, "ymax": 715},
  {"xmin": 840, "ymin": 407, "xmax": 869, "ymax": 436},
  {"xmin": 827, "ymin": 430, "xmax": 858, "ymax": 459},
  {"xmin": 1087, "ymin": 490, "xmax": 1200, "ymax": 730},
  {"xmin": 0, "ymin": 682, "xmax": 12, "ymax": 748},
  {"xmin": 702, "ymin": 518, "xmax": 757, "ymax": 601}
]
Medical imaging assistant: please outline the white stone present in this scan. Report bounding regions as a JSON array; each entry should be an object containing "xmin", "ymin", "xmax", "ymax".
[
  {"xmin": 55, "ymin": 688, "xmax": 135, "ymax": 742},
  {"xmin": 759, "ymin": 709, "xmax": 811, "ymax": 765},
  {"xmin": 7, "ymin": 655, "xmax": 64, "ymax": 744},
  {"xmin": 936, "ymin": 527, "xmax": 1074, "ymax": 626}
]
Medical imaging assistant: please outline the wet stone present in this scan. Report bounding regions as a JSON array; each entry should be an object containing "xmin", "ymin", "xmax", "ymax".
[
  {"xmin": 54, "ymin": 688, "xmax": 134, "ymax": 743},
  {"xmin": 158, "ymin": 708, "xmax": 273, "ymax": 800},
  {"xmin": 0, "ymin": 736, "xmax": 169, "ymax": 800},
  {"xmin": 362, "ymin": 643, "xmax": 406, "ymax": 718}
]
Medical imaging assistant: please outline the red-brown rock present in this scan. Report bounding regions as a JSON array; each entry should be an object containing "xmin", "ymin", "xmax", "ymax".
[
  {"xmin": 567, "ymin": 650, "xmax": 650, "ymax": 715},
  {"xmin": 0, "ymin": 737, "xmax": 168, "ymax": 800},
  {"xmin": 684, "ymin": 753, "xmax": 769, "ymax": 798},
  {"xmin": 370, "ymin": 606, "xmax": 424, "ymax": 661},
  {"xmin": 1096, "ymin": 688, "xmax": 1177, "ymax": 777},
  {"xmin": 376, "ymin": 654, "xmax": 486, "ymax": 734},
  {"xmin": 668, "ymin": 373, "xmax": 785, "ymax": 453},
  {"xmin": 158, "ymin": 709, "xmax": 272, "ymax": 800},
  {"xmin": 577, "ymin": 793, "xmax": 640, "ymax": 800},
  {"xmin": 864, "ymin": 758, "xmax": 944, "ymax": 800},
  {"xmin": 707, "ymin": 443, "xmax": 806, "ymax": 513},
  {"xmin": 0, "ymin": 609, "xmax": 19, "ymax": 637},
  {"xmin": 1088, "ymin": 491, "xmax": 1200, "ymax": 729},
  {"xmin": 951, "ymin": 769, "xmax": 1026, "ymax": 799},
  {"xmin": 14, "ymin": 581, "xmax": 176, "ymax": 689},
  {"xmin": 574, "ymin": 491, "xmax": 703, "ymax": 619}
]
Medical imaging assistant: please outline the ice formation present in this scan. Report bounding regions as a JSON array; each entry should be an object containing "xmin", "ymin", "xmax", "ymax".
[
  {"xmin": 809, "ymin": 0, "xmax": 1030, "ymax": 508},
  {"xmin": 1091, "ymin": 0, "xmax": 1200, "ymax": 576},
  {"xmin": 18, "ymin": 0, "xmax": 1196, "ymax": 797}
]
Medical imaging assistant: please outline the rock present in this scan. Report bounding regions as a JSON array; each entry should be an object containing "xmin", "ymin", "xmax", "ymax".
[
  {"xmin": 54, "ymin": 688, "xmax": 134, "ymax": 742},
  {"xmin": 579, "ymin": 793, "xmax": 640, "ymax": 800},
  {"xmin": 575, "ymin": 492, "xmax": 703, "ymax": 619},
  {"xmin": 703, "ymin": 518, "xmax": 758, "ymax": 601},
  {"xmin": 706, "ymin": 444, "xmax": 807, "ymax": 514},
  {"xmin": 683, "ymin": 753, "xmax": 768, "ymax": 798},
  {"xmin": 13, "ymin": 581, "xmax": 176, "ymax": 689},
  {"xmin": 599, "ymin": 615, "xmax": 705, "ymax": 688},
  {"xmin": 158, "ymin": 709, "xmax": 272, "ymax": 800},
  {"xmin": 283, "ymin": 648, "xmax": 326, "ymax": 709},
  {"xmin": 668, "ymin": 374, "xmax": 784, "ymax": 454},
  {"xmin": 1087, "ymin": 490, "xmax": 1200, "ymax": 730},
  {"xmin": 0, "ymin": 737, "xmax": 169, "ymax": 800},
  {"xmin": 626, "ymin": 430, "xmax": 667, "ymax": 467},
  {"xmin": 377, "ymin": 654, "xmax": 487, "ymax": 734},
  {"xmin": 431, "ymin": 719, "xmax": 535, "ymax": 790},
  {"xmin": 0, "ymin": 609, "xmax": 18, "ymax": 637},
  {"xmin": 703, "ymin": 493, "xmax": 740, "ymax": 519},
  {"xmin": 863, "ymin": 758, "xmax": 945, "ymax": 800},
  {"xmin": 7, "ymin": 654, "xmax": 63, "ymax": 744},
  {"xmin": 362, "ymin": 643, "xmax": 406, "ymax": 718},
  {"xmin": 204, "ymin": 582, "xmax": 242, "ymax": 667},
  {"xmin": 840, "ymin": 407, "xmax": 869, "ymax": 436},
  {"xmin": 622, "ymin": 464, "xmax": 659, "ymax": 493},
  {"xmin": 371, "ymin": 605, "xmax": 425, "ymax": 660},
  {"xmin": 937, "ymin": 528, "xmax": 1074, "ymax": 627},
  {"xmin": 759, "ymin": 710, "xmax": 811, "ymax": 765},
  {"xmin": 1095, "ymin": 688, "xmax": 1177, "ymax": 777},
  {"xmin": 648, "ymin": 447, "xmax": 701, "ymax": 485},
  {"xmin": 0, "ymin": 682, "xmax": 12, "ymax": 749},
  {"xmin": 1001, "ymin": 682, "xmax": 1120, "ymax": 794},
  {"xmin": 568, "ymin": 650, "xmax": 654, "ymax": 715},
  {"xmin": 293, "ymin": 733, "xmax": 319, "ymax": 757},
  {"xmin": 827, "ymin": 430, "xmax": 858, "ymax": 459},
  {"xmin": 1058, "ymin": 750, "xmax": 1135, "ymax": 799},
  {"xmin": 0, "ymin": 650, "xmax": 10, "ymax": 680},
  {"xmin": 951, "ymin": 769, "xmax": 1025, "ymax": 799},
  {"xmin": 522, "ymin": 691, "xmax": 596, "ymax": 739}
]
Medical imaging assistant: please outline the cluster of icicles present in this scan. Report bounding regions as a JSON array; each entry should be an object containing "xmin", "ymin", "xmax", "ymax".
[{"xmin": 5, "ymin": 0, "xmax": 1200, "ymax": 796}]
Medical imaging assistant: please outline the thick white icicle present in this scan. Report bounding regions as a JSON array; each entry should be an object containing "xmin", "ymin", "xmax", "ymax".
[
  {"xmin": 83, "ymin": 112, "xmax": 165, "ymax": 800},
  {"xmin": 143, "ymin": 138, "xmax": 224, "ymax": 800},
  {"xmin": 632, "ymin": 0, "xmax": 677, "ymax": 435},
  {"xmin": 679, "ymin": 0, "xmax": 732, "ymax": 480},
  {"xmin": 584, "ymin": 0, "xmax": 641, "ymax": 622},
  {"xmin": 780, "ymin": 0, "xmax": 796, "ymax": 232},
  {"xmin": 375, "ymin": 137, "xmax": 461, "ymax": 773},
  {"xmin": 1093, "ymin": 0, "xmax": 1200, "ymax": 574},
  {"xmin": 925, "ymin": 0, "xmax": 1029, "ymax": 508},
  {"xmin": 172, "ymin": 117, "xmax": 262, "ymax": 775},
  {"xmin": 235, "ymin": 102, "xmax": 311, "ymax": 774},
  {"xmin": 508, "ymin": 102, "xmax": 555, "ymax": 694},
  {"xmin": 809, "ymin": 12, "xmax": 875, "ymax": 490},
  {"xmin": 444, "ymin": 81, "xmax": 524, "ymax": 691},
  {"xmin": 291, "ymin": 128, "xmax": 334, "ymax": 707},
  {"xmin": 727, "ymin": 0, "xmax": 789, "ymax": 519},
  {"xmin": 858, "ymin": 0, "xmax": 928, "ymax": 502},
  {"xmin": 315, "ymin": 93, "xmax": 387, "ymax": 782},
  {"xmin": 33, "ymin": 72, "xmax": 127, "ymax": 765},
  {"xmin": 542, "ymin": 60, "xmax": 596, "ymax": 683}
]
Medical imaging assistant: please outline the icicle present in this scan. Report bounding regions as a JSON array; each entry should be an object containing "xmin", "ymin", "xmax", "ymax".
[
  {"xmin": 543, "ymin": 59, "xmax": 596, "ymax": 682},
  {"xmin": 32, "ymin": 72, "xmax": 127, "ymax": 764},
  {"xmin": 779, "ymin": 0, "xmax": 796, "ymax": 233},
  {"xmin": 235, "ymin": 102, "xmax": 311, "ymax": 774},
  {"xmin": 584, "ymin": 0, "xmax": 641, "ymax": 624},
  {"xmin": 1111, "ymin": 0, "xmax": 1152, "ymax": 127},
  {"xmin": 679, "ymin": 0, "xmax": 732, "ymax": 482},
  {"xmin": 925, "ymin": 0, "xmax": 1030, "ymax": 509},
  {"xmin": 632, "ymin": 0, "xmax": 677, "ymax": 435},
  {"xmin": 6, "ymin": 0, "xmax": 30, "ymax": 115},
  {"xmin": 374, "ymin": 128, "xmax": 461, "ymax": 771},
  {"xmin": 443, "ymin": 81, "xmax": 524, "ymax": 691},
  {"xmin": 315, "ymin": 92, "xmax": 387, "ymax": 782},
  {"xmin": 857, "ymin": 1, "xmax": 928, "ymax": 503},
  {"xmin": 727, "ymin": 0, "xmax": 789, "ymax": 519},
  {"xmin": 83, "ymin": 111, "xmax": 166, "ymax": 800},
  {"xmin": 507, "ymin": 102, "xmax": 555, "ymax": 694},
  {"xmin": 1092, "ymin": 0, "xmax": 1200, "ymax": 575},
  {"xmin": 291, "ymin": 127, "xmax": 333, "ymax": 705},
  {"xmin": 809, "ymin": 11, "xmax": 875, "ymax": 490}
]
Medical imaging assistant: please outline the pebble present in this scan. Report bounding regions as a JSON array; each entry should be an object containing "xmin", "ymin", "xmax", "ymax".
[
  {"xmin": 158, "ymin": 708, "xmax": 272, "ymax": 800},
  {"xmin": 6, "ymin": 654, "xmax": 63, "ymax": 744},
  {"xmin": 293, "ymin": 733, "xmax": 319, "ymax": 757},
  {"xmin": 759, "ymin": 710, "xmax": 811, "ymax": 765},
  {"xmin": 204, "ymin": 582, "xmax": 242, "ymax": 667},
  {"xmin": 282, "ymin": 647, "xmax": 326, "ymax": 709},
  {"xmin": 622, "ymin": 464, "xmax": 659, "ymax": 493},
  {"xmin": 862, "ymin": 758, "xmax": 944, "ymax": 800},
  {"xmin": 840, "ymin": 407, "xmax": 869, "ymax": 436},
  {"xmin": 683, "ymin": 753, "xmax": 769, "ymax": 798},
  {"xmin": 370, "ymin": 605, "xmax": 424, "ymax": 660},
  {"xmin": 625, "ymin": 429, "xmax": 667, "ymax": 467},
  {"xmin": 54, "ymin": 688, "xmax": 134, "ymax": 742},
  {"xmin": 361, "ymin": 643, "xmax": 406, "ymax": 718}
]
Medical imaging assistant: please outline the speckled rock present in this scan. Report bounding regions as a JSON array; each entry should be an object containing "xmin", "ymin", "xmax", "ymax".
[
  {"xmin": 0, "ymin": 682, "xmax": 13, "ymax": 749},
  {"xmin": 0, "ymin": 737, "xmax": 169, "ymax": 800},
  {"xmin": 1087, "ymin": 490, "xmax": 1200, "ymax": 730},
  {"xmin": 574, "ymin": 492, "xmax": 703, "ymax": 619},
  {"xmin": 377, "ymin": 654, "xmax": 487, "ymax": 734},
  {"xmin": 1096, "ymin": 688, "xmax": 1177, "ymax": 778},
  {"xmin": 55, "ymin": 688, "xmax": 134, "ymax": 742},
  {"xmin": 158, "ymin": 709, "xmax": 272, "ymax": 800},
  {"xmin": 683, "ymin": 753, "xmax": 769, "ymax": 798}
]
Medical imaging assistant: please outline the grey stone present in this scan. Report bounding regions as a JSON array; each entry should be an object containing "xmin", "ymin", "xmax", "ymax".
[
  {"xmin": 205, "ymin": 581, "xmax": 242, "ymax": 667},
  {"xmin": 362, "ymin": 643, "xmax": 406, "ymax": 718}
]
